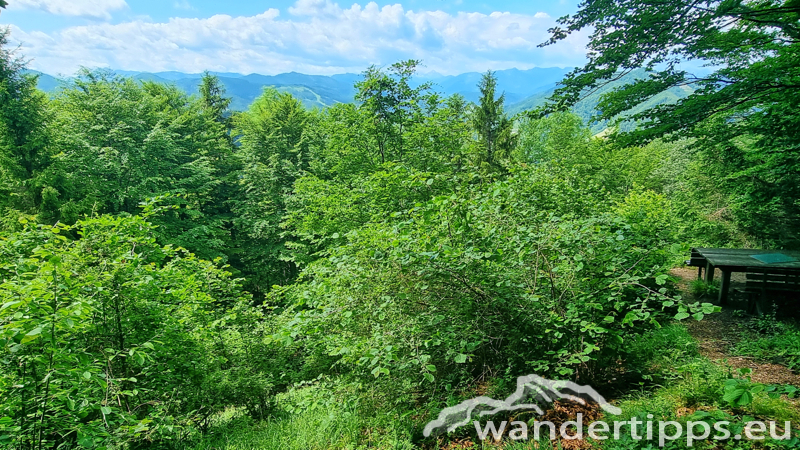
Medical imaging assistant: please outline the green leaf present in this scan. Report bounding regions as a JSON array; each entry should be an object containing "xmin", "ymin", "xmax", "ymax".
[
  {"xmin": 423, "ymin": 373, "xmax": 434, "ymax": 382},
  {"xmin": 21, "ymin": 327, "xmax": 43, "ymax": 343},
  {"xmin": 0, "ymin": 301, "xmax": 20, "ymax": 311},
  {"xmin": 454, "ymin": 353, "xmax": 468, "ymax": 364},
  {"xmin": 26, "ymin": 327, "xmax": 42, "ymax": 336},
  {"xmin": 674, "ymin": 312, "xmax": 690, "ymax": 321},
  {"xmin": 723, "ymin": 388, "xmax": 745, "ymax": 404},
  {"xmin": 737, "ymin": 391, "xmax": 753, "ymax": 407}
]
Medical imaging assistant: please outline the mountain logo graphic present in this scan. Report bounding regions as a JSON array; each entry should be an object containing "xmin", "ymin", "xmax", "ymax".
[{"xmin": 423, "ymin": 374, "xmax": 621, "ymax": 437}]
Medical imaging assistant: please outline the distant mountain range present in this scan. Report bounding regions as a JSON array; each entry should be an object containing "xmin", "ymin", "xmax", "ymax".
[
  {"xmin": 26, "ymin": 67, "xmax": 572, "ymax": 112},
  {"xmin": 26, "ymin": 67, "xmax": 692, "ymax": 132},
  {"xmin": 507, "ymin": 68, "xmax": 695, "ymax": 133}
]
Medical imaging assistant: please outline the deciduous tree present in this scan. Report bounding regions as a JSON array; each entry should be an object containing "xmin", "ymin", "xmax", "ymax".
[{"xmin": 542, "ymin": 0, "xmax": 800, "ymax": 246}]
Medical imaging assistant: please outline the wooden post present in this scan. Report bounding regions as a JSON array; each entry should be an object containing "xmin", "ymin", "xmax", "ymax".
[
  {"xmin": 705, "ymin": 263, "xmax": 715, "ymax": 284},
  {"xmin": 718, "ymin": 270, "xmax": 731, "ymax": 305}
]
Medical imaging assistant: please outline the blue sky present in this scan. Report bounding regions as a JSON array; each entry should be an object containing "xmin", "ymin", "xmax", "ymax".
[{"xmin": 0, "ymin": 0, "xmax": 588, "ymax": 76}]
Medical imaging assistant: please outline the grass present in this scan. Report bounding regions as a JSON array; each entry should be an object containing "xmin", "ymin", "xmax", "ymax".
[
  {"xmin": 733, "ymin": 316, "xmax": 800, "ymax": 372},
  {"xmin": 182, "ymin": 406, "xmax": 414, "ymax": 450},
  {"xmin": 623, "ymin": 323, "xmax": 701, "ymax": 383},
  {"xmin": 178, "ymin": 322, "xmax": 800, "ymax": 450},
  {"xmin": 689, "ymin": 279, "xmax": 720, "ymax": 300}
]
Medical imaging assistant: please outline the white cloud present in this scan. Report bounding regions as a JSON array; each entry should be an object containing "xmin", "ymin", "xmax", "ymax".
[
  {"xmin": 289, "ymin": 0, "xmax": 340, "ymax": 16},
  {"xmin": 8, "ymin": 0, "xmax": 589, "ymax": 75},
  {"xmin": 8, "ymin": 0, "xmax": 127, "ymax": 20},
  {"xmin": 173, "ymin": 0, "xmax": 195, "ymax": 11}
]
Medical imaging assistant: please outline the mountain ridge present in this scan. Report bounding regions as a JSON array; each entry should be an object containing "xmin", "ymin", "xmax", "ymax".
[
  {"xmin": 24, "ymin": 67, "xmax": 692, "ymax": 130},
  {"xmin": 26, "ymin": 67, "xmax": 573, "ymax": 112}
]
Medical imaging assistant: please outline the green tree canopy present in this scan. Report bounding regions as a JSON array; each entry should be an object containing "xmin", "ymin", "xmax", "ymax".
[
  {"xmin": 199, "ymin": 71, "xmax": 232, "ymax": 125},
  {"xmin": 471, "ymin": 71, "xmax": 516, "ymax": 172},
  {"xmin": 230, "ymin": 88, "xmax": 315, "ymax": 292},
  {"xmin": 541, "ymin": 0, "xmax": 800, "ymax": 144},
  {"xmin": 0, "ymin": 28, "xmax": 51, "ymax": 217},
  {"xmin": 543, "ymin": 0, "xmax": 800, "ymax": 247},
  {"xmin": 354, "ymin": 60, "xmax": 434, "ymax": 165}
]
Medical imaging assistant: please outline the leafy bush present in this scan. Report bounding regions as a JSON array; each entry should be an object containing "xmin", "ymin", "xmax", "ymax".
[
  {"xmin": 269, "ymin": 166, "xmax": 689, "ymax": 410},
  {"xmin": 0, "ymin": 216, "xmax": 275, "ymax": 448}
]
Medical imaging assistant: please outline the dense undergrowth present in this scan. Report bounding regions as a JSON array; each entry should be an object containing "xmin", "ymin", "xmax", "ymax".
[
  {"xmin": 735, "ymin": 316, "xmax": 800, "ymax": 374},
  {"xmin": 174, "ymin": 323, "xmax": 800, "ymax": 450}
]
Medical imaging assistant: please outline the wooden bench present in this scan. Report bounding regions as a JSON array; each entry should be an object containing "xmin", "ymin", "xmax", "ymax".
[
  {"xmin": 744, "ymin": 268, "xmax": 800, "ymax": 315},
  {"xmin": 685, "ymin": 248, "xmax": 707, "ymax": 279}
]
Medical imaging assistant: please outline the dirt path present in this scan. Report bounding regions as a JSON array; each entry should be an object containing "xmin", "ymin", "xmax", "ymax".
[{"xmin": 670, "ymin": 267, "xmax": 800, "ymax": 386}]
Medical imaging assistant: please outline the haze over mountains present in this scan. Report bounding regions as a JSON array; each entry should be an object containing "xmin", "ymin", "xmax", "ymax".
[
  {"xmin": 27, "ymin": 66, "xmax": 692, "ymax": 133},
  {"xmin": 28, "ymin": 67, "xmax": 573, "ymax": 112}
]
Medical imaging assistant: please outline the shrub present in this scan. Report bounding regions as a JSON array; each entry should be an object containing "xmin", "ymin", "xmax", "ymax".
[
  {"xmin": 0, "ymin": 216, "xmax": 274, "ymax": 449},
  {"xmin": 689, "ymin": 279, "xmax": 720, "ymax": 299},
  {"xmin": 269, "ymin": 167, "xmax": 692, "ymax": 410}
]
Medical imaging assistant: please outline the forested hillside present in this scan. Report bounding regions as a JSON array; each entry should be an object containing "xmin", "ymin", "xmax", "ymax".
[
  {"xmin": 507, "ymin": 69, "xmax": 696, "ymax": 133},
  {"xmin": 2, "ymin": 0, "xmax": 800, "ymax": 448},
  {"xmin": 27, "ymin": 67, "xmax": 572, "ymax": 112}
]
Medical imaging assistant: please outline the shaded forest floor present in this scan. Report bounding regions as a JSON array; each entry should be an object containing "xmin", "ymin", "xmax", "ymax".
[{"xmin": 670, "ymin": 267, "xmax": 800, "ymax": 387}]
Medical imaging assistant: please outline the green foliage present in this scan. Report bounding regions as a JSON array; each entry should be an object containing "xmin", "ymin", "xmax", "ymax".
[
  {"xmin": 282, "ymin": 164, "xmax": 448, "ymax": 266},
  {"xmin": 230, "ymin": 88, "xmax": 314, "ymax": 292},
  {"xmin": 690, "ymin": 279, "xmax": 720, "ymax": 299},
  {"xmin": 354, "ymin": 60, "xmax": 435, "ymax": 166},
  {"xmin": 471, "ymin": 71, "xmax": 517, "ymax": 172},
  {"xmin": 0, "ymin": 28, "xmax": 52, "ymax": 215},
  {"xmin": 199, "ymin": 71, "xmax": 232, "ymax": 124},
  {"xmin": 734, "ymin": 318, "xmax": 800, "ymax": 372},
  {"xmin": 35, "ymin": 70, "xmax": 238, "ymax": 263},
  {"xmin": 614, "ymin": 189, "xmax": 675, "ymax": 243},
  {"xmin": 542, "ymin": 0, "xmax": 800, "ymax": 248},
  {"xmin": 624, "ymin": 324, "xmax": 700, "ymax": 381},
  {"xmin": 516, "ymin": 113, "xmax": 674, "ymax": 197},
  {"xmin": 516, "ymin": 111, "xmax": 589, "ymax": 163},
  {"xmin": 0, "ymin": 216, "xmax": 275, "ymax": 449},
  {"xmin": 723, "ymin": 369, "xmax": 762, "ymax": 408},
  {"xmin": 271, "ymin": 166, "xmax": 683, "ymax": 406},
  {"xmin": 3, "ymin": 22, "xmax": 791, "ymax": 447}
]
